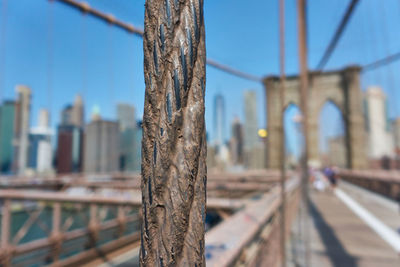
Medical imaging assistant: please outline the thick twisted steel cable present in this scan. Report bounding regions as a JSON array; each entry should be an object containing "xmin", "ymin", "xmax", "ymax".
[{"xmin": 141, "ymin": 0, "xmax": 206, "ymax": 266}]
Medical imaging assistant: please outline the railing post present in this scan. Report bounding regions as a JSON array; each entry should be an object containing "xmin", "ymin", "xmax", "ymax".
[
  {"xmin": 88, "ymin": 204, "xmax": 99, "ymax": 246},
  {"xmin": 117, "ymin": 205, "xmax": 126, "ymax": 237},
  {"xmin": 51, "ymin": 202, "xmax": 62, "ymax": 263},
  {"xmin": 1, "ymin": 199, "xmax": 12, "ymax": 267}
]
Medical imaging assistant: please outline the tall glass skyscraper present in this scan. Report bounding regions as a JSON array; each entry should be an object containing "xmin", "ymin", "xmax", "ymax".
[
  {"xmin": 117, "ymin": 103, "xmax": 137, "ymax": 172},
  {"xmin": 244, "ymin": 90, "xmax": 258, "ymax": 150},
  {"xmin": 214, "ymin": 94, "xmax": 225, "ymax": 150},
  {"xmin": 0, "ymin": 101, "xmax": 16, "ymax": 173},
  {"xmin": 13, "ymin": 85, "xmax": 31, "ymax": 174}
]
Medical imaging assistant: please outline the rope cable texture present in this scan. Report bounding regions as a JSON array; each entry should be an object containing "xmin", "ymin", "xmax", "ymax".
[{"xmin": 141, "ymin": 0, "xmax": 206, "ymax": 266}]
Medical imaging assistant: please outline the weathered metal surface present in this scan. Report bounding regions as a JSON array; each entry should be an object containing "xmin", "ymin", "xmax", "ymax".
[
  {"xmin": 0, "ymin": 190, "xmax": 244, "ymax": 211},
  {"xmin": 141, "ymin": 0, "xmax": 206, "ymax": 265},
  {"xmin": 205, "ymin": 177, "xmax": 300, "ymax": 267},
  {"xmin": 0, "ymin": 194, "xmax": 140, "ymax": 266}
]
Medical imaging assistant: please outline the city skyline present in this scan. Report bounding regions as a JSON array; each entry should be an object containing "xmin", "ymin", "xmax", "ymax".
[{"xmin": 2, "ymin": 0, "xmax": 400, "ymax": 144}]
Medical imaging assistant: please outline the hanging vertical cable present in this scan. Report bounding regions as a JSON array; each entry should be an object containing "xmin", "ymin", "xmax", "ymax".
[
  {"xmin": 379, "ymin": 0, "xmax": 399, "ymax": 118},
  {"xmin": 278, "ymin": 0, "xmax": 287, "ymax": 266},
  {"xmin": 0, "ymin": 0, "xmax": 8, "ymax": 102},
  {"xmin": 108, "ymin": 23, "xmax": 115, "ymax": 109},
  {"xmin": 141, "ymin": 0, "xmax": 206, "ymax": 265},
  {"xmin": 47, "ymin": 0, "xmax": 54, "ymax": 124},
  {"xmin": 297, "ymin": 0, "xmax": 311, "ymax": 266},
  {"xmin": 366, "ymin": 0, "xmax": 384, "ymax": 85},
  {"xmin": 81, "ymin": 10, "xmax": 88, "ymax": 105}
]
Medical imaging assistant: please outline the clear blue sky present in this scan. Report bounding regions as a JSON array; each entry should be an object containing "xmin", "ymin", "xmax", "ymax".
[{"xmin": 1, "ymin": 0, "xmax": 400, "ymax": 155}]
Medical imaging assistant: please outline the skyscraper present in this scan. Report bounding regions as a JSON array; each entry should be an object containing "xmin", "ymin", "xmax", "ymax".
[
  {"xmin": 28, "ymin": 109, "xmax": 53, "ymax": 173},
  {"xmin": 364, "ymin": 87, "xmax": 394, "ymax": 159},
  {"xmin": 117, "ymin": 103, "xmax": 137, "ymax": 172},
  {"xmin": 60, "ymin": 95, "xmax": 84, "ymax": 127},
  {"xmin": 244, "ymin": 90, "xmax": 265, "ymax": 169},
  {"xmin": 71, "ymin": 95, "xmax": 84, "ymax": 128},
  {"xmin": 244, "ymin": 90, "xmax": 258, "ymax": 150},
  {"xmin": 56, "ymin": 125, "xmax": 83, "ymax": 173},
  {"xmin": 214, "ymin": 94, "xmax": 225, "ymax": 149},
  {"xmin": 133, "ymin": 120, "xmax": 143, "ymax": 172},
  {"xmin": 84, "ymin": 115, "xmax": 119, "ymax": 173},
  {"xmin": 0, "ymin": 101, "xmax": 16, "ymax": 173},
  {"xmin": 393, "ymin": 118, "xmax": 400, "ymax": 156},
  {"xmin": 13, "ymin": 85, "xmax": 31, "ymax": 174},
  {"xmin": 56, "ymin": 95, "xmax": 84, "ymax": 174},
  {"xmin": 60, "ymin": 105, "xmax": 73, "ymax": 126},
  {"xmin": 230, "ymin": 117, "xmax": 244, "ymax": 165},
  {"xmin": 117, "ymin": 103, "xmax": 136, "ymax": 131}
]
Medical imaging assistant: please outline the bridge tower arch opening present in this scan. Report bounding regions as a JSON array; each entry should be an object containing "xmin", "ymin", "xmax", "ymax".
[
  {"xmin": 264, "ymin": 66, "xmax": 367, "ymax": 169},
  {"xmin": 319, "ymin": 100, "xmax": 347, "ymax": 168},
  {"xmin": 283, "ymin": 103, "xmax": 303, "ymax": 167}
]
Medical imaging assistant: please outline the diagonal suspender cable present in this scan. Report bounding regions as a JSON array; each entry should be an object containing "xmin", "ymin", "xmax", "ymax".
[
  {"xmin": 316, "ymin": 0, "xmax": 360, "ymax": 70},
  {"xmin": 362, "ymin": 52, "xmax": 400, "ymax": 72},
  {"xmin": 53, "ymin": 0, "xmax": 262, "ymax": 83},
  {"xmin": 141, "ymin": 0, "xmax": 206, "ymax": 266}
]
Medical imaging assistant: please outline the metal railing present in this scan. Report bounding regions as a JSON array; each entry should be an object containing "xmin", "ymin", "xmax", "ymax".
[
  {"xmin": 206, "ymin": 177, "xmax": 301, "ymax": 267},
  {"xmin": 0, "ymin": 192, "xmax": 140, "ymax": 267},
  {"xmin": 338, "ymin": 169, "xmax": 400, "ymax": 201}
]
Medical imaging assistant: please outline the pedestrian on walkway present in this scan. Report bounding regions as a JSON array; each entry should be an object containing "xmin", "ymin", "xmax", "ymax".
[{"xmin": 323, "ymin": 165, "xmax": 337, "ymax": 190}]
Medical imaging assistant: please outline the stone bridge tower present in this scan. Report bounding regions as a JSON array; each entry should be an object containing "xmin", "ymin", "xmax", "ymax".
[{"xmin": 264, "ymin": 66, "xmax": 367, "ymax": 169}]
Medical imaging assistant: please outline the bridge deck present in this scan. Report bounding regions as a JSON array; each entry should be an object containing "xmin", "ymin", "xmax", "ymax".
[{"xmin": 301, "ymin": 184, "xmax": 400, "ymax": 267}]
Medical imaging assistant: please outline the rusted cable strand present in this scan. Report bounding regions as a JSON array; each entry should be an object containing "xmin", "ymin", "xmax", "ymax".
[{"xmin": 141, "ymin": 0, "xmax": 206, "ymax": 266}]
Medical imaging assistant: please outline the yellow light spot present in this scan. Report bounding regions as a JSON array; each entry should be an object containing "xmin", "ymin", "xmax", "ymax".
[{"xmin": 258, "ymin": 129, "xmax": 268, "ymax": 138}]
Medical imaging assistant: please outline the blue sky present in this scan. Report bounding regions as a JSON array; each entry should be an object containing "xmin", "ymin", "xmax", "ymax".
[{"xmin": 1, "ymin": 0, "xmax": 400, "ymax": 156}]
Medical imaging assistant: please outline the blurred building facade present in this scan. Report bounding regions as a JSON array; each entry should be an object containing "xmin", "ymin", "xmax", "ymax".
[
  {"xmin": 214, "ymin": 94, "xmax": 225, "ymax": 151},
  {"xmin": 56, "ymin": 126, "xmax": 83, "ymax": 173},
  {"xmin": 243, "ymin": 90, "xmax": 265, "ymax": 169},
  {"xmin": 28, "ymin": 109, "xmax": 53, "ymax": 173},
  {"xmin": 392, "ymin": 118, "xmax": 400, "ymax": 154},
  {"xmin": 0, "ymin": 101, "xmax": 16, "ymax": 173},
  {"xmin": 56, "ymin": 95, "xmax": 85, "ymax": 173},
  {"xmin": 364, "ymin": 87, "xmax": 394, "ymax": 159},
  {"xmin": 133, "ymin": 120, "xmax": 142, "ymax": 172},
  {"xmin": 84, "ymin": 116, "xmax": 119, "ymax": 173},
  {"xmin": 117, "ymin": 103, "xmax": 137, "ymax": 172},
  {"xmin": 230, "ymin": 117, "xmax": 244, "ymax": 165},
  {"xmin": 13, "ymin": 85, "xmax": 31, "ymax": 174},
  {"xmin": 244, "ymin": 90, "xmax": 258, "ymax": 150}
]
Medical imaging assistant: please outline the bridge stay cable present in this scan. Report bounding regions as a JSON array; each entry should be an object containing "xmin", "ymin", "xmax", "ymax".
[
  {"xmin": 0, "ymin": 0, "xmax": 8, "ymax": 102},
  {"xmin": 316, "ymin": 0, "xmax": 360, "ymax": 71},
  {"xmin": 378, "ymin": 0, "xmax": 399, "ymax": 117},
  {"xmin": 47, "ymin": 0, "xmax": 54, "ymax": 124},
  {"xmin": 52, "ymin": 0, "xmax": 262, "ymax": 83}
]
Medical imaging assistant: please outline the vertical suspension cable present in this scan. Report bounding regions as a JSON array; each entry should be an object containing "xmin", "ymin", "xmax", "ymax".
[
  {"xmin": 81, "ymin": 11, "xmax": 88, "ymax": 108},
  {"xmin": 108, "ymin": 24, "xmax": 117, "ymax": 174},
  {"xmin": 0, "ymin": 0, "xmax": 8, "ymax": 103},
  {"xmin": 358, "ymin": 1, "xmax": 372, "ymax": 91},
  {"xmin": 365, "ymin": 0, "xmax": 384, "ymax": 85},
  {"xmin": 47, "ymin": 0, "xmax": 54, "ymax": 125},
  {"xmin": 108, "ymin": 24, "xmax": 115, "ymax": 110},
  {"xmin": 278, "ymin": 0, "xmax": 287, "ymax": 266},
  {"xmin": 297, "ymin": 0, "xmax": 311, "ymax": 266},
  {"xmin": 379, "ymin": 0, "xmax": 399, "ymax": 118},
  {"xmin": 130, "ymin": 35, "xmax": 136, "ymax": 106}
]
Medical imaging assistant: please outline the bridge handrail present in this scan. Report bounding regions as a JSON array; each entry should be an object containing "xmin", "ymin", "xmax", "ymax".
[{"xmin": 205, "ymin": 176, "xmax": 300, "ymax": 267}]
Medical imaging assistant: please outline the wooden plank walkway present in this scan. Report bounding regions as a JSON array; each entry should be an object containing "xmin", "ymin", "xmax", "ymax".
[{"xmin": 302, "ymin": 186, "xmax": 400, "ymax": 267}]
